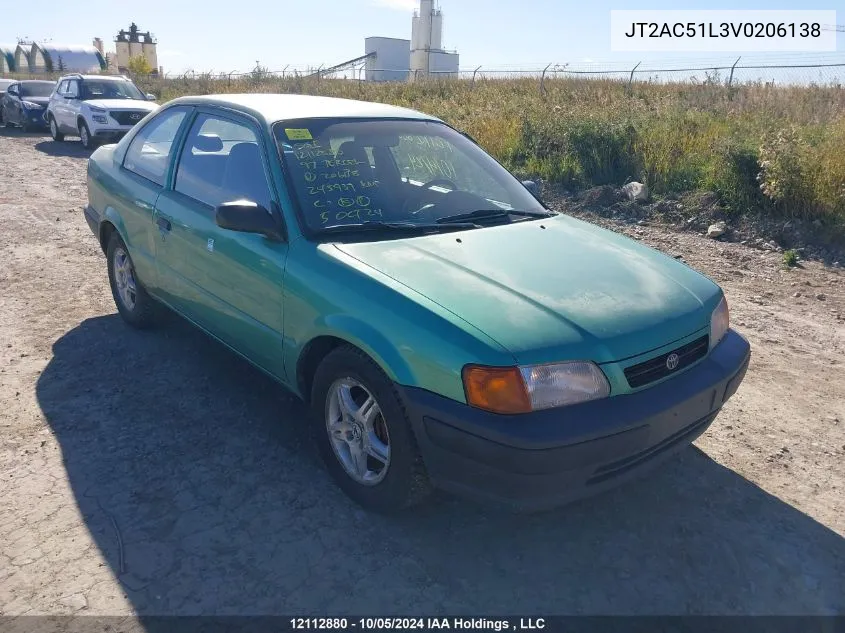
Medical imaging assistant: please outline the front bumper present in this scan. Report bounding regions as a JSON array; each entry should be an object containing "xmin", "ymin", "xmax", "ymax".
[
  {"xmin": 24, "ymin": 110, "xmax": 48, "ymax": 128},
  {"xmin": 399, "ymin": 329, "xmax": 750, "ymax": 511},
  {"xmin": 90, "ymin": 128, "xmax": 128, "ymax": 139}
]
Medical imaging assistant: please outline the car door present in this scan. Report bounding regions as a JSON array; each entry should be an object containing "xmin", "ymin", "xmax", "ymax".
[
  {"xmin": 153, "ymin": 109, "xmax": 288, "ymax": 379},
  {"xmin": 116, "ymin": 106, "xmax": 193, "ymax": 291},
  {"xmin": 60, "ymin": 80, "xmax": 81, "ymax": 132},
  {"xmin": 50, "ymin": 80, "xmax": 69, "ymax": 130},
  {"xmin": 3, "ymin": 83, "xmax": 20, "ymax": 125}
]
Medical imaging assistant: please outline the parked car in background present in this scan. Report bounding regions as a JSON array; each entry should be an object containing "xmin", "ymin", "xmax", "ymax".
[
  {"xmin": 0, "ymin": 79, "xmax": 13, "ymax": 124},
  {"xmin": 84, "ymin": 94, "xmax": 750, "ymax": 513},
  {"xmin": 1, "ymin": 80, "xmax": 55, "ymax": 132},
  {"xmin": 46, "ymin": 74, "xmax": 158, "ymax": 149}
]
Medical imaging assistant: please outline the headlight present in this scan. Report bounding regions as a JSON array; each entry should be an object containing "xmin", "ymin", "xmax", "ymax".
[
  {"xmin": 88, "ymin": 107, "xmax": 106, "ymax": 113},
  {"xmin": 710, "ymin": 295, "xmax": 730, "ymax": 349},
  {"xmin": 463, "ymin": 361, "xmax": 610, "ymax": 414},
  {"xmin": 21, "ymin": 101, "xmax": 42, "ymax": 110},
  {"xmin": 92, "ymin": 115, "xmax": 108, "ymax": 124}
]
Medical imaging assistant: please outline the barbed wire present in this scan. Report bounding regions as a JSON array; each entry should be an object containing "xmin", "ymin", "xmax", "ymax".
[{"xmin": 154, "ymin": 54, "xmax": 845, "ymax": 86}]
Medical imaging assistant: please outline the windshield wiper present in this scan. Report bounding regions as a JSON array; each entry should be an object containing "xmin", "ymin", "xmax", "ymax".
[
  {"xmin": 319, "ymin": 220, "xmax": 479, "ymax": 235},
  {"xmin": 436, "ymin": 209, "xmax": 556, "ymax": 224}
]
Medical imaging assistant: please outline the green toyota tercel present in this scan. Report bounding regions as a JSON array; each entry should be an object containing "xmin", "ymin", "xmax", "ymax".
[{"xmin": 85, "ymin": 94, "xmax": 750, "ymax": 512}]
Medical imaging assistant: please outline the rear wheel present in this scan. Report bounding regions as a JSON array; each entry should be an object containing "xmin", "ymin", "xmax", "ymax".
[
  {"xmin": 79, "ymin": 121, "xmax": 96, "ymax": 149},
  {"xmin": 49, "ymin": 115, "xmax": 64, "ymax": 141},
  {"xmin": 106, "ymin": 233, "xmax": 159, "ymax": 329},
  {"xmin": 310, "ymin": 346, "xmax": 431, "ymax": 513}
]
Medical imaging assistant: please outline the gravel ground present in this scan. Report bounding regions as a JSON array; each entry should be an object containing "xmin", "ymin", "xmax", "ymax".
[{"xmin": 1, "ymin": 128, "xmax": 843, "ymax": 618}]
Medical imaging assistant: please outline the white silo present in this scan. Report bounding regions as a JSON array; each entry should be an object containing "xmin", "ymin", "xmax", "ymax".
[
  {"xmin": 115, "ymin": 23, "xmax": 158, "ymax": 73},
  {"xmin": 410, "ymin": 0, "xmax": 456, "ymax": 79}
]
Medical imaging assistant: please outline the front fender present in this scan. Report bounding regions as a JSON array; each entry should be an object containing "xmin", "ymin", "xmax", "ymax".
[{"xmin": 313, "ymin": 313, "xmax": 416, "ymax": 386}]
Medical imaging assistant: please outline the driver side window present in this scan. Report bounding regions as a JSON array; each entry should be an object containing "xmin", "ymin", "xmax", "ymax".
[{"xmin": 65, "ymin": 81, "xmax": 79, "ymax": 98}]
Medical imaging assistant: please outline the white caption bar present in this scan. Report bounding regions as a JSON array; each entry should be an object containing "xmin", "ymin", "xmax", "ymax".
[{"xmin": 611, "ymin": 10, "xmax": 837, "ymax": 52}]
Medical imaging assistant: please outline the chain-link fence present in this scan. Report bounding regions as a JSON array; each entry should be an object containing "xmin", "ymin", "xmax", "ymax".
[{"xmin": 5, "ymin": 54, "xmax": 845, "ymax": 88}]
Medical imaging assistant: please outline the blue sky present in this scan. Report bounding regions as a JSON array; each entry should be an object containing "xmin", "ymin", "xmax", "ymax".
[{"xmin": 3, "ymin": 0, "xmax": 842, "ymax": 74}]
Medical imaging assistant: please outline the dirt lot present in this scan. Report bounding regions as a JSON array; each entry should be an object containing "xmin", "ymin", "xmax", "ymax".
[{"xmin": 1, "ymin": 128, "xmax": 843, "ymax": 618}]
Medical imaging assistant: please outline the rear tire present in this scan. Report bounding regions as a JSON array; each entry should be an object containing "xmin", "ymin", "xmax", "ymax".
[
  {"xmin": 310, "ymin": 345, "xmax": 431, "ymax": 514},
  {"xmin": 49, "ymin": 115, "xmax": 64, "ymax": 141},
  {"xmin": 106, "ymin": 233, "xmax": 159, "ymax": 329},
  {"xmin": 79, "ymin": 121, "xmax": 96, "ymax": 149}
]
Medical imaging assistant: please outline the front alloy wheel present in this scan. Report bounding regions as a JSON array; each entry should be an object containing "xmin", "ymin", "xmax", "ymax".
[
  {"xmin": 325, "ymin": 378, "xmax": 391, "ymax": 485},
  {"xmin": 49, "ymin": 116, "xmax": 64, "ymax": 141},
  {"xmin": 79, "ymin": 122, "xmax": 94, "ymax": 149},
  {"xmin": 311, "ymin": 346, "xmax": 431, "ymax": 513}
]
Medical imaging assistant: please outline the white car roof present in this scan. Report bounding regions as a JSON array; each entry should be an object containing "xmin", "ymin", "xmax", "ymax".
[
  {"xmin": 60, "ymin": 74, "xmax": 133, "ymax": 82},
  {"xmin": 167, "ymin": 93, "xmax": 440, "ymax": 124}
]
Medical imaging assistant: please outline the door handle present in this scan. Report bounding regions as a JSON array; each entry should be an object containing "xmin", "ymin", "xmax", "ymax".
[{"xmin": 156, "ymin": 217, "xmax": 172, "ymax": 232}]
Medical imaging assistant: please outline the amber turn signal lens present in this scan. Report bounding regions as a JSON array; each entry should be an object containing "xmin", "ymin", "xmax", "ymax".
[{"xmin": 462, "ymin": 365, "xmax": 532, "ymax": 414}]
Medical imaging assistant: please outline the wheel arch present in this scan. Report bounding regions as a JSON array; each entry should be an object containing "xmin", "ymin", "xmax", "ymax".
[
  {"xmin": 295, "ymin": 318, "xmax": 415, "ymax": 403},
  {"xmin": 98, "ymin": 208, "xmax": 129, "ymax": 253}
]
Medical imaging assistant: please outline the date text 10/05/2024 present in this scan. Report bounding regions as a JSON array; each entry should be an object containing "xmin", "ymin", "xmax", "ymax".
[{"xmin": 290, "ymin": 618, "xmax": 547, "ymax": 631}]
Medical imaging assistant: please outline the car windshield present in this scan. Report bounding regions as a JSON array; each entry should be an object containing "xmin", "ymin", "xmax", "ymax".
[
  {"xmin": 20, "ymin": 82, "xmax": 54, "ymax": 98},
  {"xmin": 80, "ymin": 80, "xmax": 144, "ymax": 101},
  {"xmin": 274, "ymin": 118, "xmax": 547, "ymax": 237}
]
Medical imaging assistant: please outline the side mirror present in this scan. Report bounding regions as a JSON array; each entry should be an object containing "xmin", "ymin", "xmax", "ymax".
[
  {"xmin": 215, "ymin": 200, "xmax": 283, "ymax": 241},
  {"xmin": 522, "ymin": 180, "xmax": 540, "ymax": 197},
  {"xmin": 146, "ymin": 93, "xmax": 157, "ymax": 101}
]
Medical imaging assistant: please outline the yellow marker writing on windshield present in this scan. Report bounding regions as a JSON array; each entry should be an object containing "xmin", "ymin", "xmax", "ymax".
[{"xmin": 285, "ymin": 128, "xmax": 313, "ymax": 141}]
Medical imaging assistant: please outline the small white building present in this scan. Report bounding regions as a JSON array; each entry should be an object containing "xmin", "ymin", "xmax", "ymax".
[{"xmin": 365, "ymin": 37, "xmax": 411, "ymax": 82}]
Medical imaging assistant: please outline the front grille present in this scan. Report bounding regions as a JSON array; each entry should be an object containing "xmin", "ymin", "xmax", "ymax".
[
  {"xmin": 623, "ymin": 335, "xmax": 709, "ymax": 389},
  {"xmin": 109, "ymin": 111, "xmax": 146, "ymax": 126}
]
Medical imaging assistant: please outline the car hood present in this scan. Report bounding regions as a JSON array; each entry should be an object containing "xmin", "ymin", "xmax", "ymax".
[
  {"xmin": 333, "ymin": 214, "xmax": 722, "ymax": 365},
  {"xmin": 83, "ymin": 99, "xmax": 158, "ymax": 111},
  {"xmin": 22, "ymin": 96, "xmax": 51, "ymax": 106}
]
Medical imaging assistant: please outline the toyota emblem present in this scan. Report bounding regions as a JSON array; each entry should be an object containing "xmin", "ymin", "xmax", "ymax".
[
  {"xmin": 130, "ymin": 113, "xmax": 141, "ymax": 120},
  {"xmin": 666, "ymin": 353, "xmax": 680, "ymax": 371}
]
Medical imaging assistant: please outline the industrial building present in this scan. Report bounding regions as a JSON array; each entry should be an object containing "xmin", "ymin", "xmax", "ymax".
[
  {"xmin": 112, "ymin": 23, "xmax": 159, "ymax": 74},
  {"xmin": 1, "ymin": 23, "xmax": 158, "ymax": 76},
  {"xmin": 25, "ymin": 43, "xmax": 106, "ymax": 73},
  {"xmin": 363, "ymin": 0, "xmax": 459, "ymax": 81},
  {"xmin": 0, "ymin": 45, "xmax": 14, "ymax": 73}
]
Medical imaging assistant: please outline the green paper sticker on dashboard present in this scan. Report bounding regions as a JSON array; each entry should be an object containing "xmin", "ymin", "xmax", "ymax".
[{"xmin": 285, "ymin": 128, "xmax": 313, "ymax": 141}]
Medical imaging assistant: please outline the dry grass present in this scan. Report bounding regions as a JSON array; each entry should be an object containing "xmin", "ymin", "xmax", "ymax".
[{"xmin": 18, "ymin": 70, "xmax": 845, "ymax": 225}]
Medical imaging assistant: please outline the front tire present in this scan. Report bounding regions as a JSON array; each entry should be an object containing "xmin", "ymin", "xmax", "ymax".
[
  {"xmin": 310, "ymin": 346, "xmax": 431, "ymax": 513},
  {"xmin": 49, "ymin": 115, "xmax": 64, "ymax": 141},
  {"xmin": 106, "ymin": 233, "xmax": 158, "ymax": 329},
  {"xmin": 79, "ymin": 121, "xmax": 96, "ymax": 149}
]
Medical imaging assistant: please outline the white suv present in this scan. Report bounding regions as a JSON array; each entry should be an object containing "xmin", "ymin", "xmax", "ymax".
[{"xmin": 46, "ymin": 74, "xmax": 159, "ymax": 149}]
